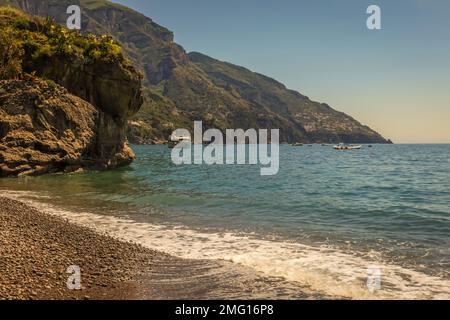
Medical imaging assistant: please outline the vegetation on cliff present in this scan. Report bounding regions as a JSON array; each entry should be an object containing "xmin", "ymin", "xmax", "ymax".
[
  {"xmin": 0, "ymin": 6, "xmax": 130, "ymax": 80},
  {"xmin": 0, "ymin": 6, "xmax": 143, "ymax": 177}
]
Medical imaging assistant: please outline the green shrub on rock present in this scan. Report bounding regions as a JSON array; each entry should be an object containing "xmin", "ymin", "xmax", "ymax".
[
  {"xmin": 0, "ymin": 27, "xmax": 24, "ymax": 79},
  {"xmin": 0, "ymin": 6, "xmax": 131, "ymax": 80}
]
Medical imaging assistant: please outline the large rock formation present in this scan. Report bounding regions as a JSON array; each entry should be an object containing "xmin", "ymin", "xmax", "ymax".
[
  {"xmin": 24, "ymin": 55, "xmax": 143, "ymax": 165},
  {"xmin": 3, "ymin": 0, "xmax": 391, "ymax": 144},
  {"xmin": 0, "ymin": 79, "xmax": 134, "ymax": 177},
  {"xmin": 0, "ymin": 7, "xmax": 143, "ymax": 177}
]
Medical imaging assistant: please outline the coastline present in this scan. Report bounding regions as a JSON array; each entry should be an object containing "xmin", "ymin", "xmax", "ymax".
[
  {"xmin": 0, "ymin": 195, "xmax": 320, "ymax": 300},
  {"xmin": 2, "ymin": 184, "xmax": 449, "ymax": 300},
  {"xmin": 2, "ymin": 153, "xmax": 449, "ymax": 301},
  {"xmin": 1, "ymin": 185, "xmax": 449, "ymax": 299}
]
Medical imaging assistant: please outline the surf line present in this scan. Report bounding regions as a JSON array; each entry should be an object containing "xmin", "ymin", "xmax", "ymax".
[{"xmin": 170, "ymin": 121, "xmax": 280, "ymax": 176}]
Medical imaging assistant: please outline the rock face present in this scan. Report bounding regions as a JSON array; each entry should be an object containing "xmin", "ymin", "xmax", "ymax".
[
  {"xmin": 0, "ymin": 79, "xmax": 135, "ymax": 177},
  {"xmin": 25, "ymin": 56, "xmax": 143, "ymax": 165},
  {"xmin": 26, "ymin": 57, "xmax": 143, "ymax": 120}
]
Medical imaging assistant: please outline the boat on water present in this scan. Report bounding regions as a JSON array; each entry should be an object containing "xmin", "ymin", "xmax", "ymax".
[
  {"xmin": 334, "ymin": 143, "xmax": 362, "ymax": 150},
  {"xmin": 168, "ymin": 133, "xmax": 191, "ymax": 148},
  {"xmin": 291, "ymin": 143, "xmax": 303, "ymax": 147}
]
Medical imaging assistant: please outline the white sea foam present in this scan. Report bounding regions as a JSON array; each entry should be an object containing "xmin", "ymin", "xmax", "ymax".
[{"xmin": 3, "ymin": 190, "xmax": 450, "ymax": 300}]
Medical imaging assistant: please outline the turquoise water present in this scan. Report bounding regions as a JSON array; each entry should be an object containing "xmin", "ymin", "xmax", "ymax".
[{"xmin": 1, "ymin": 144, "xmax": 449, "ymax": 299}]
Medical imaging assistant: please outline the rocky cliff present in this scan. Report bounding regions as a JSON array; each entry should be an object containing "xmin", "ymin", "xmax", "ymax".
[
  {"xmin": 2, "ymin": 0, "xmax": 390, "ymax": 144},
  {"xmin": 0, "ymin": 7, "xmax": 143, "ymax": 177}
]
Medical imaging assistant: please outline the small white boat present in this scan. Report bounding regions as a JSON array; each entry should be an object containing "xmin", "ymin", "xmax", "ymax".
[
  {"xmin": 168, "ymin": 133, "xmax": 191, "ymax": 148},
  {"xmin": 334, "ymin": 143, "xmax": 362, "ymax": 150}
]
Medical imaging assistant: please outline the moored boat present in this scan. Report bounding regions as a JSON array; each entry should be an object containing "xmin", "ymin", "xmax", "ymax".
[
  {"xmin": 334, "ymin": 143, "xmax": 362, "ymax": 150},
  {"xmin": 168, "ymin": 133, "xmax": 191, "ymax": 148}
]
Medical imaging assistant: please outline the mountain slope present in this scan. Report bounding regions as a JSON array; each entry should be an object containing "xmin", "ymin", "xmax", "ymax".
[
  {"xmin": 2, "ymin": 0, "xmax": 390, "ymax": 144},
  {"xmin": 189, "ymin": 52, "xmax": 387, "ymax": 143}
]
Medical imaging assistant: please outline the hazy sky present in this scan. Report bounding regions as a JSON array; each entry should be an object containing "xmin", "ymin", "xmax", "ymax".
[{"xmin": 114, "ymin": 0, "xmax": 450, "ymax": 143}]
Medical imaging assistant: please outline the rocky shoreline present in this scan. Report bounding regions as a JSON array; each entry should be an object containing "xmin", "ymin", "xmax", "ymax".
[
  {"xmin": 0, "ymin": 195, "xmax": 324, "ymax": 300},
  {"xmin": 0, "ymin": 196, "xmax": 165, "ymax": 300}
]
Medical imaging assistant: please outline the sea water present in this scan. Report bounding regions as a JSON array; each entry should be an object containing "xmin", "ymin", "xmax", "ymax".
[{"xmin": 1, "ymin": 144, "xmax": 449, "ymax": 299}]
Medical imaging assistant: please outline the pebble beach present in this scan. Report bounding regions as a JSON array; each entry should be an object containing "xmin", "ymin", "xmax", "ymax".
[{"xmin": 0, "ymin": 196, "xmax": 164, "ymax": 300}]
